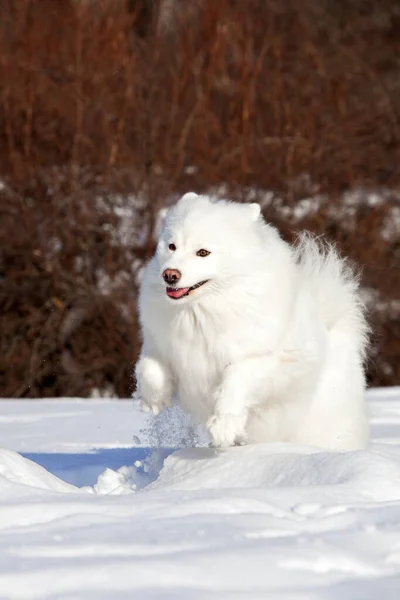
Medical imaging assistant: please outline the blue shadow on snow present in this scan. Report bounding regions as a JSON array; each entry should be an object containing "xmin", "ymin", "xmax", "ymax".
[{"xmin": 22, "ymin": 447, "xmax": 176, "ymax": 488}]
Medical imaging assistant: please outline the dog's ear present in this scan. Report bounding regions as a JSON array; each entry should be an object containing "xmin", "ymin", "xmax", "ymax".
[
  {"xmin": 179, "ymin": 192, "xmax": 199, "ymax": 206},
  {"xmin": 247, "ymin": 202, "xmax": 261, "ymax": 222}
]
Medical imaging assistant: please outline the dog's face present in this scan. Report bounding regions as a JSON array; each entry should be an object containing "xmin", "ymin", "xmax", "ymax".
[{"xmin": 155, "ymin": 193, "xmax": 262, "ymax": 304}]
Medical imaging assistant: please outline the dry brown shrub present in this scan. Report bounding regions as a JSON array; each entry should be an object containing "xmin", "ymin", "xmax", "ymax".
[{"xmin": 0, "ymin": 0, "xmax": 399, "ymax": 396}]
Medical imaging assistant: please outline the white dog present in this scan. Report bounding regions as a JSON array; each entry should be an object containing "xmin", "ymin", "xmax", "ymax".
[{"xmin": 135, "ymin": 193, "xmax": 369, "ymax": 450}]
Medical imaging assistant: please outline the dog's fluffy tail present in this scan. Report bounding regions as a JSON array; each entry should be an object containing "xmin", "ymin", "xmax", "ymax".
[{"xmin": 294, "ymin": 233, "xmax": 369, "ymax": 360}]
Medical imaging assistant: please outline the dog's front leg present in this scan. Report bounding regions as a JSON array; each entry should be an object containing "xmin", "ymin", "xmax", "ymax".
[
  {"xmin": 207, "ymin": 354, "xmax": 279, "ymax": 447},
  {"xmin": 134, "ymin": 354, "xmax": 174, "ymax": 416}
]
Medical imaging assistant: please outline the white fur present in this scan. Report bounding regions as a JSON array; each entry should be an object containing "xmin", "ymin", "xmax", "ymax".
[{"xmin": 135, "ymin": 193, "xmax": 370, "ymax": 450}]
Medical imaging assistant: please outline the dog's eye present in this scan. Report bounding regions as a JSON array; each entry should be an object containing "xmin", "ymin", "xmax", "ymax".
[
  {"xmin": 196, "ymin": 249, "xmax": 210, "ymax": 257},
  {"xmin": 169, "ymin": 243, "xmax": 176, "ymax": 251}
]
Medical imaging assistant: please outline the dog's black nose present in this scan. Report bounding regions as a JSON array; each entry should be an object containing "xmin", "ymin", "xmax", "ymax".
[{"xmin": 163, "ymin": 268, "xmax": 182, "ymax": 285}]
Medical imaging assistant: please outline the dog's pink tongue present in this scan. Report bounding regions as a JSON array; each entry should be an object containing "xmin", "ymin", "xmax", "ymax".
[{"xmin": 166, "ymin": 286, "xmax": 190, "ymax": 299}]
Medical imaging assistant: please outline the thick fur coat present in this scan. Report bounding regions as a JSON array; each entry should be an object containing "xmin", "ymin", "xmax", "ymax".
[{"xmin": 135, "ymin": 193, "xmax": 369, "ymax": 450}]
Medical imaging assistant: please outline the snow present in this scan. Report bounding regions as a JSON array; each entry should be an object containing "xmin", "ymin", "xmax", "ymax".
[{"xmin": 0, "ymin": 389, "xmax": 400, "ymax": 598}]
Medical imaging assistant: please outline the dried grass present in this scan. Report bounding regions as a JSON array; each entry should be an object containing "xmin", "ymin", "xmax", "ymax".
[{"xmin": 0, "ymin": 0, "xmax": 399, "ymax": 396}]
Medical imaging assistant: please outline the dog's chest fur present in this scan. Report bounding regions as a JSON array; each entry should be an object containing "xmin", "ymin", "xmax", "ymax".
[{"xmin": 159, "ymin": 302, "xmax": 274, "ymax": 420}]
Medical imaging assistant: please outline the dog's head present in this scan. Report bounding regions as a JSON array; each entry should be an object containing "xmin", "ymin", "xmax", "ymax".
[{"xmin": 154, "ymin": 192, "xmax": 263, "ymax": 304}]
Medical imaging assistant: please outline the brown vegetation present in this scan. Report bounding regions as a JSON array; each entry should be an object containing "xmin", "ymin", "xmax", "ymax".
[{"xmin": 0, "ymin": 0, "xmax": 399, "ymax": 397}]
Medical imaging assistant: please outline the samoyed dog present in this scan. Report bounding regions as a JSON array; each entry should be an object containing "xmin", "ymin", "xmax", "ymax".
[{"xmin": 135, "ymin": 193, "xmax": 369, "ymax": 450}]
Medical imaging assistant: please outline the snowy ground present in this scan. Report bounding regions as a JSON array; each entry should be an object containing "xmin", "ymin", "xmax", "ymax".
[{"xmin": 1, "ymin": 389, "xmax": 400, "ymax": 599}]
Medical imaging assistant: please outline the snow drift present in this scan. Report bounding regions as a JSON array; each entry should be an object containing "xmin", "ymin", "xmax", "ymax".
[{"xmin": 0, "ymin": 389, "xmax": 399, "ymax": 599}]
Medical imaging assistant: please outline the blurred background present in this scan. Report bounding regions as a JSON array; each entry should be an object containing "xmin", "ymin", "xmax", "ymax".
[{"xmin": 0, "ymin": 0, "xmax": 399, "ymax": 398}]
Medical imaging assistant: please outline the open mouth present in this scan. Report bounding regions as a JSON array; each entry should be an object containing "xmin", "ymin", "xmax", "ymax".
[{"xmin": 166, "ymin": 280, "xmax": 209, "ymax": 299}]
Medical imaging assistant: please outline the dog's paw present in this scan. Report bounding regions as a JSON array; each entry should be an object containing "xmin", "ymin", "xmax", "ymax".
[
  {"xmin": 138, "ymin": 396, "xmax": 172, "ymax": 416},
  {"xmin": 207, "ymin": 413, "xmax": 247, "ymax": 448}
]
